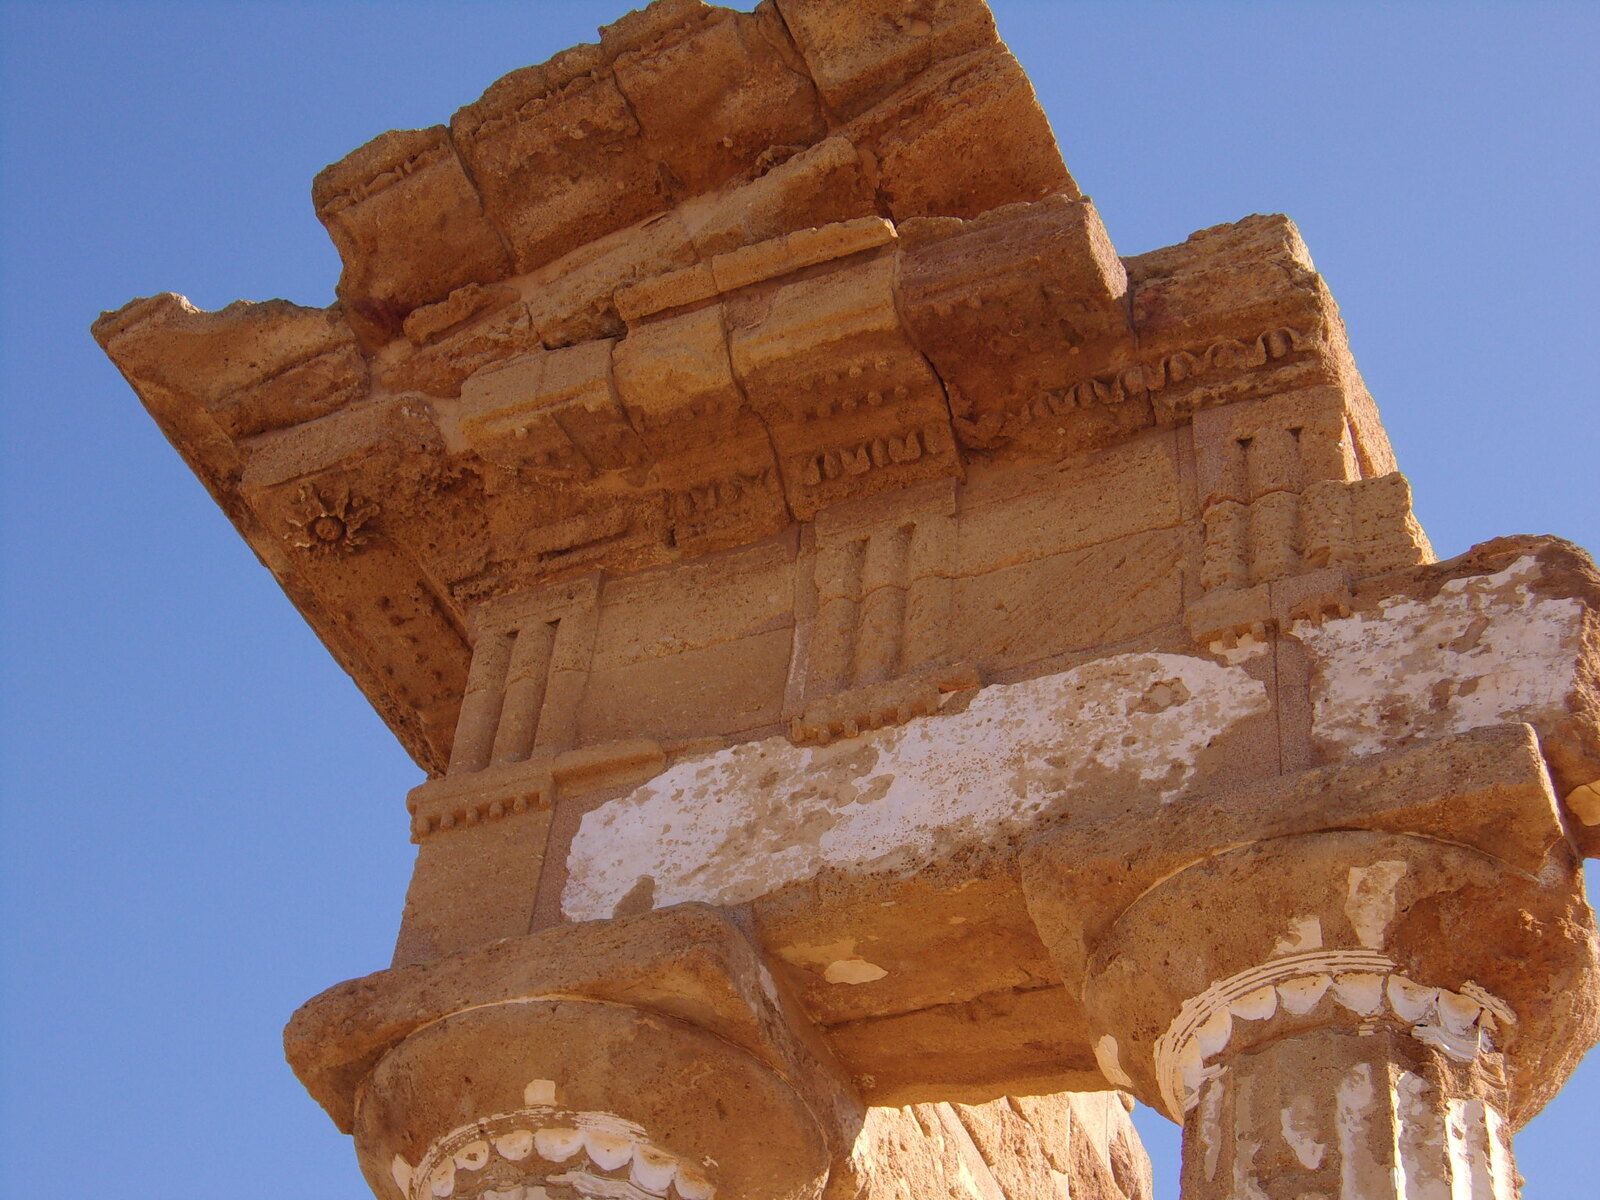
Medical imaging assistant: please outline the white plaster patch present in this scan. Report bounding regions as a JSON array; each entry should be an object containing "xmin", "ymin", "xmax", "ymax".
[
  {"xmin": 1485, "ymin": 1104, "xmax": 1515, "ymax": 1199},
  {"xmin": 1217, "ymin": 633, "xmax": 1271, "ymax": 668},
  {"xmin": 1395, "ymin": 1071, "xmax": 1450, "ymax": 1200},
  {"xmin": 1331, "ymin": 972, "xmax": 1384, "ymax": 1016},
  {"xmin": 453, "ymin": 1140, "xmax": 490, "ymax": 1172},
  {"xmin": 1229, "ymin": 1081, "xmax": 1271, "ymax": 1200},
  {"xmin": 1461, "ymin": 981, "xmax": 1516, "ymax": 1028},
  {"xmin": 428, "ymin": 1159, "xmax": 455, "ymax": 1198},
  {"xmin": 1153, "ymin": 950, "xmax": 1508, "ymax": 1120},
  {"xmin": 548, "ymin": 1167, "xmax": 656, "ymax": 1197},
  {"xmin": 756, "ymin": 963, "xmax": 782, "ymax": 1007},
  {"xmin": 1412, "ymin": 1021, "xmax": 1482, "ymax": 1063},
  {"xmin": 583, "ymin": 1128, "xmax": 632, "ymax": 1171},
  {"xmin": 1336, "ymin": 1063, "xmax": 1387, "ymax": 1200},
  {"xmin": 824, "ymin": 958, "xmax": 888, "ymax": 985},
  {"xmin": 1345, "ymin": 860, "xmax": 1407, "ymax": 949},
  {"xmin": 673, "ymin": 1164, "xmax": 715, "ymax": 1200},
  {"xmin": 1232, "ymin": 985, "xmax": 1278, "ymax": 1022},
  {"xmin": 524, "ymin": 1079, "xmax": 557, "ymax": 1106},
  {"xmin": 1280, "ymin": 1094, "xmax": 1327, "ymax": 1169},
  {"xmin": 1446, "ymin": 1099, "xmax": 1513, "ymax": 1200},
  {"xmin": 777, "ymin": 937, "xmax": 879, "ymax": 986},
  {"xmin": 562, "ymin": 653, "xmax": 1268, "ymax": 919},
  {"xmin": 1277, "ymin": 974, "xmax": 1330, "ymax": 1015},
  {"xmin": 1387, "ymin": 976, "xmax": 1438, "ymax": 1025},
  {"xmin": 1274, "ymin": 915, "xmax": 1323, "ymax": 957},
  {"xmin": 632, "ymin": 1146, "xmax": 678, "ymax": 1193},
  {"xmin": 1197, "ymin": 1078, "xmax": 1223, "ymax": 1182},
  {"xmin": 391, "ymin": 1154, "xmax": 414, "ymax": 1196},
  {"xmin": 1094, "ymin": 1034, "xmax": 1134, "ymax": 1089},
  {"xmin": 1294, "ymin": 557, "xmax": 1583, "ymax": 756},
  {"xmin": 535, "ymin": 1128, "xmax": 583, "ymax": 1162},
  {"xmin": 572, "ymin": 1111, "xmax": 651, "ymax": 1144},
  {"xmin": 1195, "ymin": 1007, "xmax": 1233, "ymax": 1058},
  {"xmin": 1232, "ymin": 1138, "xmax": 1269, "ymax": 1200},
  {"xmin": 407, "ymin": 1092, "xmax": 706, "ymax": 1200},
  {"xmin": 494, "ymin": 1130, "xmax": 535, "ymax": 1162}
]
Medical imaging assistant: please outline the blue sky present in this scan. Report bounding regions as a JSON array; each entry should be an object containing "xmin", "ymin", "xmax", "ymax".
[{"xmin": 1, "ymin": 2, "xmax": 1596, "ymax": 1197}]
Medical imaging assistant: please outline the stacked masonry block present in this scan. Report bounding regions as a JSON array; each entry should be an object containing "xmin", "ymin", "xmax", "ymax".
[{"xmin": 97, "ymin": 1, "xmax": 1600, "ymax": 1198}]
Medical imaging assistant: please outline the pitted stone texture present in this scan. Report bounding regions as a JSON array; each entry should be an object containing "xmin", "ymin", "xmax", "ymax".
[
  {"xmin": 897, "ymin": 196, "xmax": 1138, "ymax": 461},
  {"xmin": 98, "ymin": 200, "xmax": 1434, "ymax": 776},
  {"xmin": 1027, "ymin": 771, "xmax": 1596, "ymax": 1199},
  {"xmin": 1180, "ymin": 1026, "xmax": 1518, "ymax": 1200},
  {"xmin": 1304, "ymin": 557, "xmax": 1580, "ymax": 752},
  {"xmin": 89, "ymin": 293, "xmax": 368, "ymax": 439},
  {"xmin": 845, "ymin": 43, "xmax": 1074, "ymax": 221},
  {"xmin": 846, "ymin": 1093, "xmax": 1152, "ymax": 1200},
  {"xmin": 773, "ymin": 0, "xmax": 999, "ymax": 118},
  {"xmin": 95, "ymin": 3, "xmax": 1600, "ymax": 1198},
  {"xmin": 1293, "ymin": 537, "xmax": 1600, "ymax": 848},
  {"xmin": 360, "ymin": 999, "xmax": 826, "ymax": 1200},
  {"xmin": 561, "ymin": 651, "xmax": 1269, "ymax": 922},
  {"xmin": 96, "ymin": 0, "xmax": 1457, "ymax": 783},
  {"xmin": 1023, "ymin": 725, "xmax": 1570, "ymax": 988},
  {"xmin": 313, "ymin": 127, "xmax": 513, "ymax": 349},
  {"xmin": 285, "ymin": 904, "xmax": 857, "ymax": 1147},
  {"xmin": 1023, "ymin": 731, "xmax": 1600, "ymax": 1127}
]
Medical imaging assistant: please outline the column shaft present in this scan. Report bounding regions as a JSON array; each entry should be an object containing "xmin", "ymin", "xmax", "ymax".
[{"xmin": 1180, "ymin": 1027, "xmax": 1516, "ymax": 1200}]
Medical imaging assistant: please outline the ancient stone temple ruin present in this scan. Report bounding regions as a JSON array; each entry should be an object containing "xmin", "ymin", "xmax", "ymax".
[{"xmin": 95, "ymin": 1, "xmax": 1600, "ymax": 1196}]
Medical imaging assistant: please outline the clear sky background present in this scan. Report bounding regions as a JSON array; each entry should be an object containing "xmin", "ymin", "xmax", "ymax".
[{"xmin": 1, "ymin": 2, "xmax": 1596, "ymax": 1197}]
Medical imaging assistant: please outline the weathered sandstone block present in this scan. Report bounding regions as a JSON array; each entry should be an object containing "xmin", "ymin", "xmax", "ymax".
[
  {"xmin": 773, "ymin": 0, "xmax": 998, "ymax": 119},
  {"xmin": 97, "ymin": 1, "xmax": 1600, "ymax": 1196},
  {"xmin": 314, "ymin": 127, "xmax": 513, "ymax": 349},
  {"xmin": 898, "ymin": 196, "xmax": 1141, "ymax": 460},
  {"xmin": 1024, "ymin": 724, "xmax": 1598, "ymax": 1197}
]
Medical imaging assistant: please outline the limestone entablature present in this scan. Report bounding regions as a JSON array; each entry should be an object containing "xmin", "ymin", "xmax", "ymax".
[
  {"xmin": 98, "ymin": 2, "xmax": 1600, "ymax": 1198},
  {"xmin": 94, "ymin": 0, "xmax": 1418, "ymax": 785}
]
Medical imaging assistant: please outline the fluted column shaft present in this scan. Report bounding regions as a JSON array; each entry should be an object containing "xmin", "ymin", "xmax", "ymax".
[
  {"xmin": 1182, "ymin": 1024, "xmax": 1515, "ymax": 1199},
  {"xmin": 1020, "ymin": 734, "xmax": 1600, "ymax": 1200}
]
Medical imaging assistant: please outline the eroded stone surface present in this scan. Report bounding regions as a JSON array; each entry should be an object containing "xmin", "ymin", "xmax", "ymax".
[
  {"xmin": 97, "ymin": 1, "xmax": 1600, "ymax": 1197},
  {"xmin": 1298, "ymin": 557, "xmax": 1584, "ymax": 757},
  {"xmin": 563, "ymin": 651, "xmax": 1267, "ymax": 920}
]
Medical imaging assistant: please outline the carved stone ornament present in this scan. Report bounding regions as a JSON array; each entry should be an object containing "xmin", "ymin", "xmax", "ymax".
[
  {"xmin": 288, "ymin": 483, "xmax": 378, "ymax": 556},
  {"xmin": 95, "ymin": 0, "xmax": 1600, "ymax": 1196}
]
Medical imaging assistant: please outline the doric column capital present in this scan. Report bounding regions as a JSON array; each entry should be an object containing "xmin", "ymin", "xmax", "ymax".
[
  {"xmin": 1086, "ymin": 828, "xmax": 1578, "ymax": 1121},
  {"xmin": 1022, "ymin": 725, "xmax": 1599, "ymax": 1124},
  {"xmin": 286, "ymin": 905, "xmax": 858, "ymax": 1200},
  {"xmin": 1022, "ymin": 725, "xmax": 1599, "ymax": 1197},
  {"xmin": 360, "ymin": 998, "xmax": 824, "ymax": 1200}
]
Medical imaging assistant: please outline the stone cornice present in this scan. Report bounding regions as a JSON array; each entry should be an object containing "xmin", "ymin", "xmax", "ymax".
[{"xmin": 94, "ymin": 1, "xmax": 1401, "ymax": 777}]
